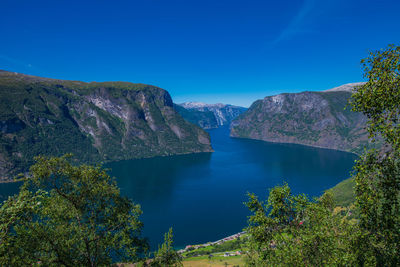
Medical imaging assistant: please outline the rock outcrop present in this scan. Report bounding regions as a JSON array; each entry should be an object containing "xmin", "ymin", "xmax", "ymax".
[
  {"xmin": 0, "ymin": 70, "xmax": 212, "ymax": 181},
  {"xmin": 230, "ymin": 83, "xmax": 376, "ymax": 154}
]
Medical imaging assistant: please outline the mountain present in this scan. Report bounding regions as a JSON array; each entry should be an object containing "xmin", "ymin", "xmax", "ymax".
[
  {"xmin": 0, "ymin": 70, "xmax": 212, "ymax": 181},
  {"xmin": 230, "ymin": 83, "xmax": 376, "ymax": 154},
  {"xmin": 174, "ymin": 104, "xmax": 219, "ymax": 129},
  {"xmin": 324, "ymin": 82, "xmax": 366, "ymax": 92},
  {"xmin": 175, "ymin": 102, "xmax": 247, "ymax": 129}
]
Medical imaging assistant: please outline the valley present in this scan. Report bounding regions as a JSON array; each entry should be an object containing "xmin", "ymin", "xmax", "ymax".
[{"xmin": 175, "ymin": 102, "xmax": 246, "ymax": 129}]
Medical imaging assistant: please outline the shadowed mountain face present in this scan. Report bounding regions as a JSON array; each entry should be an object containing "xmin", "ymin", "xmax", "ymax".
[
  {"xmin": 0, "ymin": 70, "xmax": 212, "ymax": 181},
  {"xmin": 230, "ymin": 83, "xmax": 377, "ymax": 154},
  {"xmin": 175, "ymin": 102, "xmax": 247, "ymax": 129}
]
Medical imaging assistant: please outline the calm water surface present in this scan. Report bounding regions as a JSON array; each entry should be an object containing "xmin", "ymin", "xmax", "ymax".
[
  {"xmin": 0, "ymin": 126, "xmax": 357, "ymax": 249},
  {"xmin": 107, "ymin": 126, "xmax": 357, "ymax": 249}
]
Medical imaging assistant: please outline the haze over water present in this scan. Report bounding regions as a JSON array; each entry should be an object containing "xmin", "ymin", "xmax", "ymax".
[{"xmin": 106, "ymin": 126, "xmax": 358, "ymax": 249}]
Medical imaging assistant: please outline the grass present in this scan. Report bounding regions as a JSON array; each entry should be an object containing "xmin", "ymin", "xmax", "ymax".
[
  {"xmin": 181, "ymin": 236, "xmax": 247, "ymax": 257},
  {"xmin": 183, "ymin": 255, "xmax": 244, "ymax": 267},
  {"xmin": 181, "ymin": 235, "xmax": 248, "ymax": 266},
  {"xmin": 329, "ymin": 177, "xmax": 356, "ymax": 207}
]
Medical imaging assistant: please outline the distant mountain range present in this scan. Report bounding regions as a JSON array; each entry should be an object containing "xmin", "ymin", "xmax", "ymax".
[
  {"xmin": 231, "ymin": 83, "xmax": 377, "ymax": 154},
  {"xmin": 0, "ymin": 70, "xmax": 212, "ymax": 181},
  {"xmin": 1, "ymin": 72, "xmax": 377, "ymax": 181},
  {"xmin": 175, "ymin": 102, "xmax": 247, "ymax": 129}
]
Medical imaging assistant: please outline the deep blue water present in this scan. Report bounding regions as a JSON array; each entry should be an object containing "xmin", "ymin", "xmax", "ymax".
[
  {"xmin": 0, "ymin": 126, "xmax": 358, "ymax": 250},
  {"xmin": 106, "ymin": 126, "xmax": 357, "ymax": 249}
]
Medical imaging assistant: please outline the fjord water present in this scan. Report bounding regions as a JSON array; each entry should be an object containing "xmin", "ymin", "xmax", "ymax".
[
  {"xmin": 106, "ymin": 126, "xmax": 357, "ymax": 249},
  {"xmin": 0, "ymin": 126, "xmax": 357, "ymax": 249}
]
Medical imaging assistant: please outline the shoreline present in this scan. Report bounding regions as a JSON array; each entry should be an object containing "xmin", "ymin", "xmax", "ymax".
[
  {"xmin": 0, "ymin": 178, "xmax": 25, "ymax": 184},
  {"xmin": 178, "ymin": 231, "xmax": 246, "ymax": 254},
  {"xmin": 229, "ymin": 135, "xmax": 360, "ymax": 156}
]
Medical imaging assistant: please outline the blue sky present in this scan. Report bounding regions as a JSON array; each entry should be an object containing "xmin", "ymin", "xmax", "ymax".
[{"xmin": 1, "ymin": 0, "xmax": 400, "ymax": 107}]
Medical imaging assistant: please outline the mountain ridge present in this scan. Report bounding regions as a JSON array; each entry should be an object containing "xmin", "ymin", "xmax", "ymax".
[
  {"xmin": 230, "ymin": 83, "xmax": 376, "ymax": 154},
  {"xmin": 175, "ymin": 102, "xmax": 246, "ymax": 129},
  {"xmin": 0, "ymin": 70, "xmax": 212, "ymax": 181},
  {"xmin": 324, "ymin": 82, "xmax": 365, "ymax": 92}
]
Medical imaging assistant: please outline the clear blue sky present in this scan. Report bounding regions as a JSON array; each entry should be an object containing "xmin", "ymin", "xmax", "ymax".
[{"xmin": 1, "ymin": 0, "xmax": 400, "ymax": 107}]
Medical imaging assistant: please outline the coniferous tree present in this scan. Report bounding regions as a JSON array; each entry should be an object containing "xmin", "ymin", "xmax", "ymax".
[{"xmin": 151, "ymin": 228, "xmax": 182, "ymax": 267}]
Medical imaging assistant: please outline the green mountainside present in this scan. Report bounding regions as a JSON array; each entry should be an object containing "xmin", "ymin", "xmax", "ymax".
[
  {"xmin": 329, "ymin": 177, "xmax": 356, "ymax": 207},
  {"xmin": 231, "ymin": 83, "xmax": 377, "ymax": 154},
  {"xmin": 0, "ymin": 70, "xmax": 212, "ymax": 181}
]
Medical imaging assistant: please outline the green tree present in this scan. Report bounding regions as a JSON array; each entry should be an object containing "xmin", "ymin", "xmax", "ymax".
[
  {"xmin": 151, "ymin": 228, "xmax": 182, "ymax": 267},
  {"xmin": 244, "ymin": 44, "xmax": 400, "ymax": 266},
  {"xmin": 0, "ymin": 155, "xmax": 148, "ymax": 266},
  {"xmin": 351, "ymin": 44, "xmax": 400, "ymax": 148},
  {"xmin": 350, "ymin": 44, "xmax": 400, "ymax": 266},
  {"xmin": 244, "ymin": 184, "xmax": 356, "ymax": 266}
]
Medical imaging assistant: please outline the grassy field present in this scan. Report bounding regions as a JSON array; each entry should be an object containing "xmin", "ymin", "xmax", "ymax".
[
  {"xmin": 183, "ymin": 255, "xmax": 244, "ymax": 266},
  {"xmin": 329, "ymin": 177, "xmax": 356, "ymax": 207},
  {"xmin": 180, "ymin": 233, "xmax": 248, "ymax": 266}
]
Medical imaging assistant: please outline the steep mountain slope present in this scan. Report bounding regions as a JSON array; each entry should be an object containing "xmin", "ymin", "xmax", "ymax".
[
  {"xmin": 174, "ymin": 104, "xmax": 218, "ymax": 129},
  {"xmin": 230, "ymin": 83, "xmax": 375, "ymax": 154},
  {"xmin": 176, "ymin": 102, "xmax": 247, "ymax": 129},
  {"xmin": 0, "ymin": 70, "xmax": 212, "ymax": 181}
]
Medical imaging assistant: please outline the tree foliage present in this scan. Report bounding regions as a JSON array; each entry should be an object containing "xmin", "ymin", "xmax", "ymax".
[
  {"xmin": 245, "ymin": 44, "xmax": 400, "ymax": 266},
  {"xmin": 245, "ymin": 184, "xmax": 356, "ymax": 266},
  {"xmin": 0, "ymin": 155, "xmax": 148, "ymax": 266},
  {"xmin": 350, "ymin": 44, "xmax": 400, "ymax": 266},
  {"xmin": 150, "ymin": 228, "xmax": 182, "ymax": 267},
  {"xmin": 351, "ymin": 44, "xmax": 400, "ymax": 147}
]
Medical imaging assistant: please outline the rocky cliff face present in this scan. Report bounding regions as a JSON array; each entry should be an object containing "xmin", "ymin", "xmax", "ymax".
[
  {"xmin": 0, "ymin": 71, "xmax": 212, "ymax": 181},
  {"xmin": 230, "ymin": 83, "xmax": 375, "ymax": 154},
  {"xmin": 176, "ymin": 102, "xmax": 247, "ymax": 129}
]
